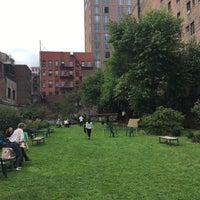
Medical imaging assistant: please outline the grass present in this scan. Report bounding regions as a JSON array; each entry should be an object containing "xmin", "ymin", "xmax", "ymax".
[{"xmin": 1, "ymin": 123, "xmax": 200, "ymax": 200}]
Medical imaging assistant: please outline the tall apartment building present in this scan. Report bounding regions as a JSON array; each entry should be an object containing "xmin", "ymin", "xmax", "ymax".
[
  {"xmin": 133, "ymin": 0, "xmax": 200, "ymax": 42},
  {"xmin": 40, "ymin": 51, "xmax": 94, "ymax": 102},
  {"xmin": 84, "ymin": 0, "xmax": 137, "ymax": 69}
]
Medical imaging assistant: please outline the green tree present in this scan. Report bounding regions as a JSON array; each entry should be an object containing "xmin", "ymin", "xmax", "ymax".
[
  {"xmin": 0, "ymin": 106, "xmax": 22, "ymax": 132},
  {"xmin": 80, "ymin": 69, "xmax": 103, "ymax": 108},
  {"xmin": 105, "ymin": 9, "xmax": 200, "ymax": 116}
]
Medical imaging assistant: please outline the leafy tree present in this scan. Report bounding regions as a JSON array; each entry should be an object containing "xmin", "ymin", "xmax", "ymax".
[
  {"xmin": 105, "ymin": 9, "xmax": 200, "ymax": 117},
  {"xmin": 0, "ymin": 106, "xmax": 22, "ymax": 132},
  {"xmin": 80, "ymin": 69, "xmax": 103, "ymax": 108}
]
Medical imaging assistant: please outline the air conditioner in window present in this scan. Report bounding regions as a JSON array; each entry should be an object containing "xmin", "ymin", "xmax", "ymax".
[{"xmin": 187, "ymin": 10, "xmax": 190, "ymax": 15}]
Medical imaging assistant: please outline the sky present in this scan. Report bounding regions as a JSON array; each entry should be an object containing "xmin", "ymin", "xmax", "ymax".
[{"xmin": 0, "ymin": 0, "xmax": 85, "ymax": 67}]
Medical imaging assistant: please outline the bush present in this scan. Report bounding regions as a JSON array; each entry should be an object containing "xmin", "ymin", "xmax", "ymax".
[
  {"xmin": 140, "ymin": 106, "xmax": 185, "ymax": 136},
  {"xmin": 0, "ymin": 106, "xmax": 22, "ymax": 132}
]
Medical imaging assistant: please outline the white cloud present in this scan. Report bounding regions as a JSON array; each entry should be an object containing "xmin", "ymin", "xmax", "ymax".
[{"xmin": 0, "ymin": 0, "xmax": 85, "ymax": 67}]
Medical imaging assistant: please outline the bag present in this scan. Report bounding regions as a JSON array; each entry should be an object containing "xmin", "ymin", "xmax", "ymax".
[
  {"xmin": 20, "ymin": 142, "xmax": 27, "ymax": 149},
  {"xmin": 1, "ymin": 147, "xmax": 16, "ymax": 160}
]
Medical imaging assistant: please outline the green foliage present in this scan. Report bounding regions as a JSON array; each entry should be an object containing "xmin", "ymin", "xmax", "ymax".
[
  {"xmin": 19, "ymin": 105, "xmax": 46, "ymax": 120},
  {"xmin": 104, "ymin": 9, "xmax": 200, "ymax": 117},
  {"xmin": 25, "ymin": 119, "xmax": 50, "ymax": 130},
  {"xmin": 140, "ymin": 106, "xmax": 185, "ymax": 136},
  {"xmin": 191, "ymin": 99, "xmax": 200, "ymax": 119},
  {"xmin": 81, "ymin": 69, "xmax": 103, "ymax": 107},
  {"xmin": 0, "ymin": 106, "xmax": 22, "ymax": 132}
]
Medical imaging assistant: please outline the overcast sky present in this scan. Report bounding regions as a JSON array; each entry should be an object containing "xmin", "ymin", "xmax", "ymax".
[{"xmin": 0, "ymin": 0, "xmax": 85, "ymax": 67}]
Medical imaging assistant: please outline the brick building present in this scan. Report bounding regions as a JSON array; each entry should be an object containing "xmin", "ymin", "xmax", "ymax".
[
  {"xmin": 40, "ymin": 51, "xmax": 94, "ymax": 102},
  {"xmin": 133, "ymin": 0, "xmax": 200, "ymax": 42},
  {"xmin": 15, "ymin": 65, "xmax": 32, "ymax": 106},
  {"xmin": 84, "ymin": 0, "xmax": 137, "ymax": 69},
  {"xmin": 0, "ymin": 52, "xmax": 17, "ymax": 105}
]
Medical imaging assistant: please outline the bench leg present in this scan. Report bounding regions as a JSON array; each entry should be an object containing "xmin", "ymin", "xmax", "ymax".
[{"xmin": 1, "ymin": 159, "xmax": 7, "ymax": 178}]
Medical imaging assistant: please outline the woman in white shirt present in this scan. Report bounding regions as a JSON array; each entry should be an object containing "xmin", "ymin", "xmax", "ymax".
[{"xmin": 85, "ymin": 118, "xmax": 93, "ymax": 140}]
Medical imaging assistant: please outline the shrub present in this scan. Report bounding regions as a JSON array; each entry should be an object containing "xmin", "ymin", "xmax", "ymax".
[
  {"xmin": 140, "ymin": 106, "xmax": 185, "ymax": 136},
  {"xmin": 0, "ymin": 106, "xmax": 22, "ymax": 132}
]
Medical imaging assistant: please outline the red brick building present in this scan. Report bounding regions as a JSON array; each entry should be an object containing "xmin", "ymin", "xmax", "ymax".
[
  {"xmin": 15, "ymin": 65, "xmax": 32, "ymax": 106},
  {"xmin": 40, "ymin": 51, "xmax": 94, "ymax": 102},
  {"xmin": 133, "ymin": 0, "xmax": 200, "ymax": 43}
]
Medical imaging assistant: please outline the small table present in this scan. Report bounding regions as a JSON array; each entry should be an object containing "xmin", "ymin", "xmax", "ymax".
[
  {"xmin": 159, "ymin": 136, "xmax": 179, "ymax": 145},
  {"xmin": 32, "ymin": 137, "xmax": 45, "ymax": 146}
]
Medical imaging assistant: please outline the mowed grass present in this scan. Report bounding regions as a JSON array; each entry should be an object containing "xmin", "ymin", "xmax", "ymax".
[{"xmin": 0, "ymin": 123, "xmax": 200, "ymax": 200}]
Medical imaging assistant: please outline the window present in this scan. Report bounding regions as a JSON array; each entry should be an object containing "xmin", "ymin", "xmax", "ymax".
[
  {"xmin": 104, "ymin": 16, "xmax": 109, "ymax": 23},
  {"xmin": 118, "ymin": 7, "xmax": 124, "ymax": 14},
  {"xmin": 81, "ymin": 61, "xmax": 85, "ymax": 67},
  {"xmin": 69, "ymin": 61, "xmax": 73, "ymax": 67},
  {"xmin": 48, "ymin": 80, "xmax": 53, "ymax": 88},
  {"xmin": 177, "ymin": 12, "xmax": 180, "ymax": 18},
  {"xmin": 105, "ymin": 51, "xmax": 110, "ymax": 58},
  {"xmin": 105, "ymin": 43, "xmax": 110, "ymax": 49},
  {"xmin": 192, "ymin": 0, "xmax": 195, "ymax": 6},
  {"xmin": 61, "ymin": 81, "xmax": 65, "ymax": 87},
  {"xmin": 94, "ymin": 15, "xmax": 100, "ymax": 23},
  {"xmin": 87, "ymin": 62, "xmax": 91, "ymax": 67},
  {"xmin": 94, "ymin": 33, "xmax": 100, "ymax": 40},
  {"xmin": 48, "ymin": 70, "xmax": 52, "ymax": 76},
  {"xmin": 127, "ymin": 7, "xmax": 132, "ymax": 14},
  {"xmin": 104, "ymin": 25, "xmax": 109, "ymax": 31},
  {"xmin": 118, "ymin": 0, "xmax": 123, "ymax": 5},
  {"xmin": 42, "ymin": 60, "xmax": 46, "ymax": 67},
  {"xmin": 42, "ymin": 81, "xmax": 46, "ymax": 88},
  {"xmin": 69, "ymin": 81, "xmax": 73, "ymax": 88},
  {"xmin": 61, "ymin": 71, "xmax": 65, "ymax": 76},
  {"xmin": 48, "ymin": 60, "xmax": 52, "ymax": 67},
  {"xmin": 55, "ymin": 80, "xmax": 59, "ymax": 87},
  {"xmin": 94, "ymin": 6, "xmax": 100, "ymax": 14},
  {"xmin": 104, "ymin": 7, "xmax": 109, "ymax": 13},
  {"xmin": 126, "ymin": 0, "xmax": 132, "ymax": 5},
  {"xmin": 42, "ymin": 71, "xmax": 46, "ymax": 76},
  {"xmin": 61, "ymin": 61, "xmax": 65, "ymax": 65},
  {"xmin": 94, "ymin": 24, "xmax": 100, "ymax": 31},
  {"xmin": 8, "ymin": 88, "xmax": 11, "ymax": 98},
  {"xmin": 187, "ymin": 1, "xmax": 191, "ymax": 14},
  {"xmin": 95, "ymin": 61, "xmax": 101, "ymax": 68},
  {"xmin": 94, "ymin": 0, "xmax": 99, "ymax": 4},
  {"xmin": 104, "ymin": 33, "xmax": 109, "ymax": 41},
  {"xmin": 176, "ymin": 0, "xmax": 180, "ymax": 3},
  {"xmin": 103, "ymin": 0, "xmax": 108, "ymax": 5},
  {"xmin": 168, "ymin": 1, "xmax": 171, "ymax": 11},
  {"xmin": 55, "ymin": 70, "xmax": 59, "ymax": 76},
  {"xmin": 95, "ymin": 52, "xmax": 101, "ymax": 59},
  {"xmin": 190, "ymin": 21, "xmax": 195, "ymax": 35},
  {"xmin": 95, "ymin": 42, "xmax": 101, "ymax": 49},
  {"xmin": 69, "ymin": 71, "xmax": 73, "ymax": 76},
  {"xmin": 55, "ymin": 60, "xmax": 59, "ymax": 67}
]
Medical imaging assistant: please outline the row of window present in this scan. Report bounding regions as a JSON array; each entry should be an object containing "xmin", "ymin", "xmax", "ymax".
[
  {"xmin": 95, "ymin": 42, "xmax": 110, "ymax": 50},
  {"xmin": 41, "ymin": 81, "xmax": 74, "ymax": 88},
  {"xmin": 41, "ymin": 70, "xmax": 81, "ymax": 77},
  {"xmin": 95, "ymin": 51, "xmax": 110, "ymax": 59},
  {"xmin": 42, "ymin": 60, "xmax": 92, "ymax": 68},
  {"xmin": 94, "ymin": 6, "xmax": 132, "ymax": 15},
  {"xmin": 94, "ymin": 0, "xmax": 133, "ymax": 6}
]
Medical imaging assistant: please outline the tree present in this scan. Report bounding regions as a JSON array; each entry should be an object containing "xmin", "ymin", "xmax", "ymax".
[
  {"xmin": 80, "ymin": 69, "xmax": 103, "ymax": 109},
  {"xmin": 105, "ymin": 9, "xmax": 200, "ymax": 116}
]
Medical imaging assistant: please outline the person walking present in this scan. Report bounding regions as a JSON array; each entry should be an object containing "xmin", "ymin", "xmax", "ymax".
[{"xmin": 85, "ymin": 118, "xmax": 93, "ymax": 140}]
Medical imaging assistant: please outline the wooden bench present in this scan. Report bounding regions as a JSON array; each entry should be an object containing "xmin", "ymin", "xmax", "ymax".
[
  {"xmin": 159, "ymin": 136, "xmax": 179, "ymax": 145},
  {"xmin": 32, "ymin": 137, "xmax": 45, "ymax": 146}
]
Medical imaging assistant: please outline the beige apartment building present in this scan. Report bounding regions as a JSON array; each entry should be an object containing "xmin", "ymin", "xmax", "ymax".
[
  {"xmin": 133, "ymin": 0, "xmax": 200, "ymax": 42},
  {"xmin": 84, "ymin": 0, "xmax": 137, "ymax": 69}
]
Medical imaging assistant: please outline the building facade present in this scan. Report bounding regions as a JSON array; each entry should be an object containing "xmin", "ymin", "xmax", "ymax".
[
  {"xmin": 15, "ymin": 65, "xmax": 32, "ymax": 106},
  {"xmin": 134, "ymin": 0, "xmax": 200, "ymax": 42},
  {"xmin": 0, "ymin": 52, "xmax": 17, "ymax": 105},
  {"xmin": 40, "ymin": 51, "xmax": 94, "ymax": 102},
  {"xmin": 84, "ymin": 0, "xmax": 137, "ymax": 69}
]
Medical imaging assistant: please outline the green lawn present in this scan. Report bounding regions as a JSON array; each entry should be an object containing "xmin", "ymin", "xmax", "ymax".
[{"xmin": 1, "ymin": 123, "xmax": 200, "ymax": 200}]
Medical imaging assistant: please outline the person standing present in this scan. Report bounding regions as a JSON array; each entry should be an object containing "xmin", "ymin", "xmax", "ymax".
[
  {"xmin": 79, "ymin": 115, "xmax": 84, "ymax": 126},
  {"xmin": 85, "ymin": 118, "xmax": 93, "ymax": 140}
]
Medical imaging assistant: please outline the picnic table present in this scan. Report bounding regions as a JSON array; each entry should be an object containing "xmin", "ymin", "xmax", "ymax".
[{"xmin": 159, "ymin": 136, "xmax": 179, "ymax": 145}]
